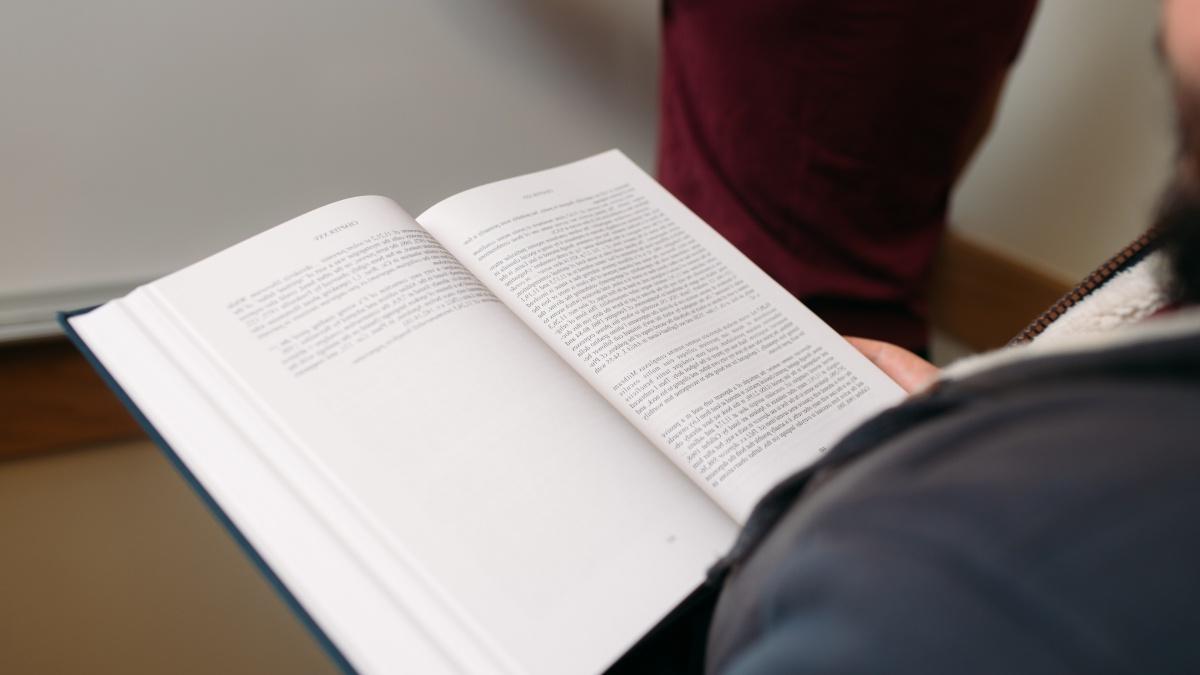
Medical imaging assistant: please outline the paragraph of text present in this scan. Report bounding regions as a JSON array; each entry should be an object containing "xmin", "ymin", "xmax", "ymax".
[
  {"xmin": 660, "ymin": 345, "xmax": 870, "ymax": 488},
  {"xmin": 228, "ymin": 230, "xmax": 496, "ymax": 377},
  {"xmin": 471, "ymin": 183, "xmax": 755, "ymax": 374}
]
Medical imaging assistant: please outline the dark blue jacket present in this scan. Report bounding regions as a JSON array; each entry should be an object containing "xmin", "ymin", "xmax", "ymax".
[{"xmin": 704, "ymin": 321, "xmax": 1200, "ymax": 674}]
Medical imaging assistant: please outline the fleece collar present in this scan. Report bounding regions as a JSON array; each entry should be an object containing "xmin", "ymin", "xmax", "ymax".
[{"xmin": 942, "ymin": 252, "xmax": 1199, "ymax": 382}]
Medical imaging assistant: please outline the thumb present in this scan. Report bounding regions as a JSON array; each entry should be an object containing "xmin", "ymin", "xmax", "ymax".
[{"xmin": 844, "ymin": 336, "xmax": 940, "ymax": 394}]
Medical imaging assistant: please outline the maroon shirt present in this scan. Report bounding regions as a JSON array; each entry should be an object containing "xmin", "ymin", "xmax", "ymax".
[{"xmin": 659, "ymin": 0, "xmax": 1037, "ymax": 350}]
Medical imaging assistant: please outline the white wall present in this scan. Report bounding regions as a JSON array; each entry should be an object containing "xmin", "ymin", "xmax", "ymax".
[
  {"xmin": 953, "ymin": 0, "xmax": 1174, "ymax": 280},
  {"xmin": 0, "ymin": 0, "xmax": 658, "ymax": 338},
  {"xmin": 0, "ymin": 0, "xmax": 1175, "ymax": 339}
]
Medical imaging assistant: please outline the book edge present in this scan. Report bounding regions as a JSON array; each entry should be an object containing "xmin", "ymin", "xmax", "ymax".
[{"xmin": 57, "ymin": 307, "xmax": 358, "ymax": 675}]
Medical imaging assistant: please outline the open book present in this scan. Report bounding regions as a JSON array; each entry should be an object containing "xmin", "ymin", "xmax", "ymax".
[{"xmin": 65, "ymin": 150, "xmax": 904, "ymax": 674}]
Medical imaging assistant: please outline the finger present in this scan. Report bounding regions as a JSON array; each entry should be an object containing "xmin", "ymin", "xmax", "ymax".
[{"xmin": 844, "ymin": 336, "xmax": 940, "ymax": 394}]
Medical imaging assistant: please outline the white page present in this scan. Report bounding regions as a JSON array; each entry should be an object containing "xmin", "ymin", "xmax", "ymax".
[
  {"xmin": 419, "ymin": 151, "xmax": 906, "ymax": 522},
  {"xmin": 71, "ymin": 301, "xmax": 469, "ymax": 674},
  {"xmin": 140, "ymin": 196, "xmax": 737, "ymax": 675}
]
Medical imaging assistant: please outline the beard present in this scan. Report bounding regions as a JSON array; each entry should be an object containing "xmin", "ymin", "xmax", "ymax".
[
  {"xmin": 1156, "ymin": 186, "xmax": 1200, "ymax": 305},
  {"xmin": 1154, "ymin": 77, "xmax": 1200, "ymax": 305}
]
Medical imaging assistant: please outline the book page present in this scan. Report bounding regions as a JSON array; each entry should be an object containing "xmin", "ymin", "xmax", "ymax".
[
  {"xmin": 419, "ymin": 151, "xmax": 906, "ymax": 522},
  {"xmin": 137, "ymin": 196, "xmax": 737, "ymax": 675}
]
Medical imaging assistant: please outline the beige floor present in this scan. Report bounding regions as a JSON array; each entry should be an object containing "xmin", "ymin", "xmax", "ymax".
[{"xmin": 0, "ymin": 440, "xmax": 338, "ymax": 675}]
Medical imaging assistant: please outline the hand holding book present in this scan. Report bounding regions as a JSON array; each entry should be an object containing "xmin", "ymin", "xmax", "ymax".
[
  {"xmin": 66, "ymin": 150, "xmax": 904, "ymax": 674},
  {"xmin": 844, "ymin": 336, "xmax": 940, "ymax": 394}
]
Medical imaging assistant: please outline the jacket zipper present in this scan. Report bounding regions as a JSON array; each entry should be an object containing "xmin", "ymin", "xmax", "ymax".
[{"xmin": 1010, "ymin": 225, "xmax": 1165, "ymax": 344}]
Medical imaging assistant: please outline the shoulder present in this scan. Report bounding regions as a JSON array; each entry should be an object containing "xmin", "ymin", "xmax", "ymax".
[{"xmin": 708, "ymin": 321, "xmax": 1200, "ymax": 674}]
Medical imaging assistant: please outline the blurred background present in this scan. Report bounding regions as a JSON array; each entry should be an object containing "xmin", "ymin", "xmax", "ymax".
[{"xmin": 0, "ymin": 1, "xmax": 1173, "ymax": 672}]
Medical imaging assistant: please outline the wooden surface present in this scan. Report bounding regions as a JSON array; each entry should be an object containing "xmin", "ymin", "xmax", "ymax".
[
  {"xmin": 0, "ymin": 439, "xmax": 336, "ymax": 674},
  {"xmin": 929, "ymin": 230, "xmax": 1072, "ymax": 352},
  {"xmin": 0, "ymin": 231, "xmax": 1072, "ymax": 461},
  {"xmin": 0, "ymin": 338, "xmax": 144, "ymax": 461}
]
